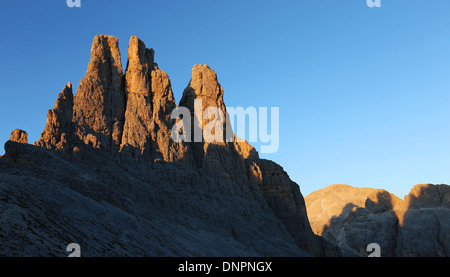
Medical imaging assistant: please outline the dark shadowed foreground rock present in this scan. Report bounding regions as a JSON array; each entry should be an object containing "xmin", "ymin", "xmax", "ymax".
[
  {"xmin": 305, "ymin": 184, "xmax": 450, "ymax": 257},
  {"xmin": 0, "ymin": 35, "xmax": 340, "ymax": 257}
]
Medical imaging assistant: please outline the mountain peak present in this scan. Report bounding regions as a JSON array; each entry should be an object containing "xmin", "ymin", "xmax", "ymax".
[{"xmin": 73, "ymin": 34, "xmax": 125, "ymax": 151}]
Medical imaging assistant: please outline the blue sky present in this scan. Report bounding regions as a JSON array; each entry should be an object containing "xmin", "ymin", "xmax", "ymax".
[{"xmin": 1, "ymin": 0, "xmax": 449, "ymax": 198}]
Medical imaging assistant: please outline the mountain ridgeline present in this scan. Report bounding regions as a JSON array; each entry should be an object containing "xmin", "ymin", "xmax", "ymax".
[
  {"xmin": 305, "ymin": 184, "xmax": 450, "ymax": 257},
  {"xmin": 0, "ymin": 35, "xmax": 340, "ymax": 257}
]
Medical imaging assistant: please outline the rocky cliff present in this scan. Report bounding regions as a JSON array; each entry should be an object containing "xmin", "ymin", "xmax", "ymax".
[
  {"xmin": 305, "ymin": 184, "xmax": 450, "ymax": 256},
  {"xmin": 0, "ymin": 35, "xmax": 340, "ymax": 257}
]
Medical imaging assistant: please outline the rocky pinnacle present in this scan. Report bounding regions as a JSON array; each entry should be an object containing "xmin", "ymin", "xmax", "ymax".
[{"xmin": 73, "ymin": 34, "xmax": 125, "ymax": 151}]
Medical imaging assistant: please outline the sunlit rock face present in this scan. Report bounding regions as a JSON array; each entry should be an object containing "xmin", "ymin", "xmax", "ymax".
[
  {"xmin": 9, "ymin": 129, "xmax": 28, "ymax": 144},
  {"xmin": 73, "ymin": 34, "xmax": 125, "ymax": 151},
  {"xmin": 305, "ymin": 184, "xmax": 450, "ymax": 257}
]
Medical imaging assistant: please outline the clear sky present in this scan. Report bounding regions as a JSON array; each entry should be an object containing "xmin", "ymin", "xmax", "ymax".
[{"xmin": 1, "ymin": 0, "xmax": 449, "ymax": 198}]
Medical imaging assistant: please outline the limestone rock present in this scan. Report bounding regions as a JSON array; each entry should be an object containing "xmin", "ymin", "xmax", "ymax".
[
  {"xmin": 179, "ymin": 65, "xmax": 228, "ymax": 169},
  {"xmin": 34, "ymin": 83, "xmax": 74, "ymax": 151},
  {"xmin": 233, "ymin": 138, "xmax": 259, "ymax": 160},
  {"xmin": 247, "ymin": 159, "xmax": 341, "ymax": 257},
  {"xmin": 120, "ymin": 36, "xmax": 156, "ymax": 158},
  {"xmin": 120, "ymin": 36, "xmax": 191, "ymax": 164},
  {"xmin": 1, "ymin": 35, "xmax": 341, "ymax": 257},
  {"xmin": 179, "ymin": 64, "xmax": 230, "ymax": 142},
  {"xmin": 178, "ymin": 64, "xmax": 255, "ymax": 181},
  {"xmin": 404, "ymin": 183, "xmax": 450, "ymax": 209},
  {"xmin": 9, "ymin": 129, "xmax": 28, "ymax": 144},
  {"xmin": 149, "ymin": 68, "xmax": 191, "ymax": 163},
  {"xmin": 396, "ymin": 184, "xmax": 450, "ymax": 256},
  {"xmin": 73, "ymin": 34, "xmax": 125, "ymax": 151},
  {"xmin": 0, "ymin": 141, "xmax": 317, "ymax": 257},
  {"xmin": 305, "ymin": 184, "xmax": 377, "ymax": 236},
  {"xmin": 305, "ymin": 184, "xmax": 450, "ymax": 257}
]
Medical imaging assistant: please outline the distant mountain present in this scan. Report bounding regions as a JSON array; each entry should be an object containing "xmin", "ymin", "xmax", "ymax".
[
  {"xmin": 0, "ymin": 35, "xmax": 340, "ymax": 257},
  {"xmin": 305, "ymin": 184, "xmax": 450, "ymax": 256}
]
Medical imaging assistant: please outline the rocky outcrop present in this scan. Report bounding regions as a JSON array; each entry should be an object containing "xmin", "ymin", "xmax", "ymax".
[
  {"xmin": 9, "ymin": 129, "xmax": 28, "ymax": 144},
  {"xmin": 404, "ymin": 183, "xmax": 450, "ymax": 209},
  {"xmin": 305, "ymin": 184, "xmax": 450, "ymax": 257},
  {"xmin": 0, "ymin": 34, "xmax": 338, "ymax": 257},
  {"xmin": 305, "ymin": 184, "xmax": 402, "ymax": 236},
  {"xmin": 396, "ymin": 184, "xmax": 450, "ymax": 257}
]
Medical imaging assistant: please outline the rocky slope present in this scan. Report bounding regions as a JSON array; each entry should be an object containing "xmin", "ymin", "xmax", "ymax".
[
  {"xmin": 0, "ymin": 35, "xmax": 340, "ymax": 257},
  {"xmin": 305, "ymin": 184, "xmax": 450, "ymax": 256}
]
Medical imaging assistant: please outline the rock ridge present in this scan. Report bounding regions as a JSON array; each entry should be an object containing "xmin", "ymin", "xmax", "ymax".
[
  {"xmin": 305, "ymin": 184, "xmax": 450, "ymax": 256},
  {"xmin": 0, "ymin": 34, "xmax": 340, "ymax": 257}
]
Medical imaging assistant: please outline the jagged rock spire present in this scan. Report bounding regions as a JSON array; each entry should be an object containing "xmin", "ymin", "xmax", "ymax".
[
  {"xmin": 178, "ymin": 64, "xmax": 256, "ymax": 178},
  {"xmin": 73, "ymin": 34, "xmax": 125, "ymax": 151},
  {"xmin": 120, "ymin": 36, "xmax": 155, "ymax": 156},
  {"xmin": 34, "ymin": 83, "xmax": 73, "ymax": 151},
  {"xmin": 120, "ymin": 36, "xmax": 192, "ymax": 164},
  {"xmin": 179, "ymin": 64, "xmax": 227, "ymax": 134},
  {"xmin": 33, "ymin": 36, "xmax": 256, "ymax": 165},
  {"xmin": 149, "ymin": 68, "xmax": 188, "ymax": 163}
]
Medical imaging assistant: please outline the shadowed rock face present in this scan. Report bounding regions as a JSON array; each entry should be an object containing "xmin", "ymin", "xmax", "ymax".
[
  {"xmin": 120, "ymin": 36, "xmax": 155, "ymax": 155},
  {"xmin": 0, "ymin": 35, "xmax": 340, "ymax": 257},
  {"xmin": 179, "ymin": 64, "xmax": 257, "ymax": 182},
  {"xmin": 305, "ymin": 184, "xmax": 450, "ymax": 257},
  {"xmin": 397, "ymin": 184, "xmax": 450, "ymax": 257},
  {"xmin": 247, "ymin": 159, "xmax": 341, "ymax": 257}
]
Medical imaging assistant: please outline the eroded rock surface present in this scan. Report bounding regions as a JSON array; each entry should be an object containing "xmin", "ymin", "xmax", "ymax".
[
  {"xmin": 9, "ymin": 129, "xmax": 28, "ymax": 144},
  {"xmin": 34, "ymin": 83, "xmax": 74, "ymax": 151},
  {"xmin": 305, "ymin": 184, "xmax": 450, "ymax": 256},
  {"xmin": 73, "ymin": 34, "xmax": 125, "ymax": 151}
]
